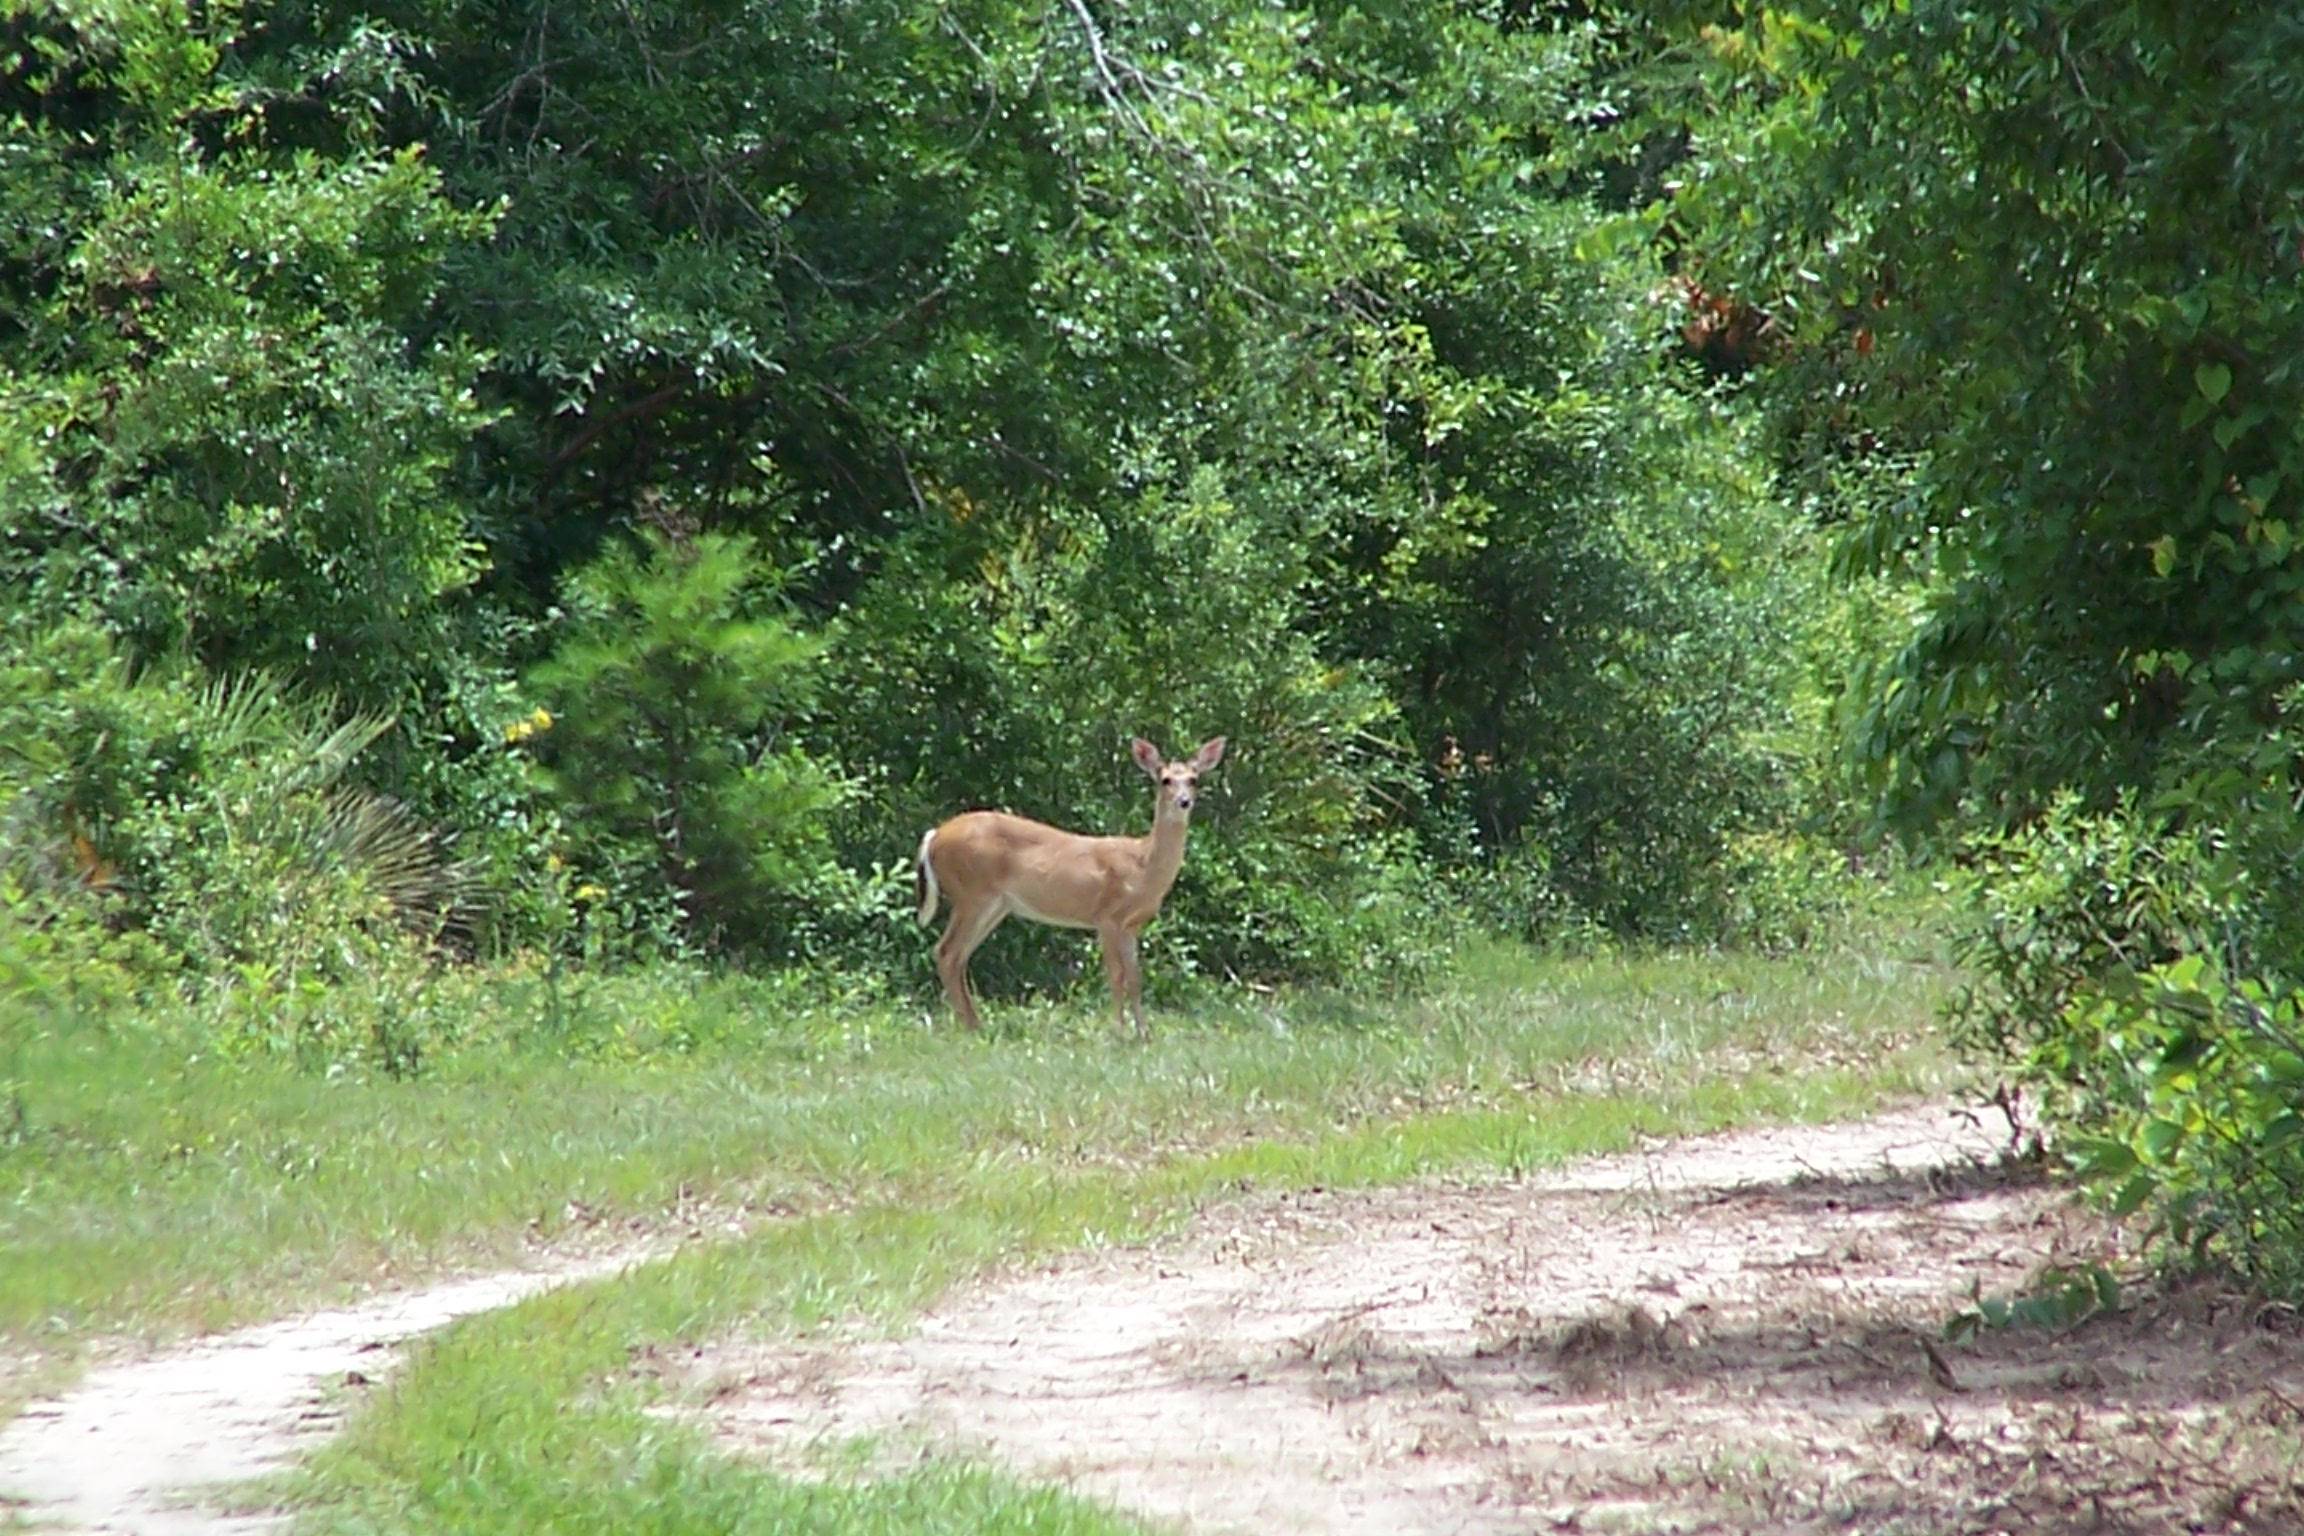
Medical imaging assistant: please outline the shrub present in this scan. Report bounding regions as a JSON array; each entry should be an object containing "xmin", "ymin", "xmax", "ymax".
[
  {"xmin": 0, "ymin": 624, "xmax": 460, "ymax": 1022},
  {"xmin": 526, "ymin": 529, "xmax": 848, "ymax": 957},
  {"xmin": 0, "ymin": 9, "xmax": 496, "ymax": 716},
  {"xmin": 1953, "ymin": 776, "xmax": 2304, "ymax": 1299}
]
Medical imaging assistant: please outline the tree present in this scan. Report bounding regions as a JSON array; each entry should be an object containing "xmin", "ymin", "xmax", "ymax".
[
  {"xmin": 527, "ymin": 530, "xmax": 843, "ymax": 953},
  {"xmin": 1, "ymin": 5, "xmax": 496, "ymax": 712},
  {"xmin": 1623, "ymin": 2, "xmax": 2304, "ymax": 834},
  {"xmin": 4, "ymin": 0, "xmax": 1845, "ymax": 981},
  {"xmin": 1635, "ymin": 0, "xmax": 2304, "ymax": 1294}
]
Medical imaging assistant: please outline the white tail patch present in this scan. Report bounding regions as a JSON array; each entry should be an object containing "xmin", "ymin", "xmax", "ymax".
[{"xmin": 915, "ymin": 828, "xmax": 941, "ymax": 923}]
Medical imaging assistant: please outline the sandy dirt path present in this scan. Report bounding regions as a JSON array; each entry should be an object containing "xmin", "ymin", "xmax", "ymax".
[
  {"xmin": 692, "ymin": 1104, "xmax": 2304, "ymax": 1535},
  {"xmin": 0, "ymin": 1249, "xmax": 658, "ymax": 1535}
]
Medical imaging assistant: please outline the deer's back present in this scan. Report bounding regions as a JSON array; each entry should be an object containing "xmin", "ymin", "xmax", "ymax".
[{"xmin": 928, "ymin": 810, "xmax": 1143, "ymax": 926}]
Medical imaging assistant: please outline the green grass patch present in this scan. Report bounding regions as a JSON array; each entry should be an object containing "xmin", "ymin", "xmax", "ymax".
[{"xmin": 1, "ymin": 943, "xmax": 1949, "ymax": 1353}]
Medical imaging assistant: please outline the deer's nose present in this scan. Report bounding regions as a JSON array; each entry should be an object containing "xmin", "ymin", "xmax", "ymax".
[{"xmin": 1175, "ymin": 790, "xmax": 1194, "ymax": 810}]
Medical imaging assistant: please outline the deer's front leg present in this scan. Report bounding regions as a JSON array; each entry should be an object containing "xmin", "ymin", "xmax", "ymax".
[{"xmin": 1098, "ymin": 925, "xmax": 1143, "ymax": 1038}]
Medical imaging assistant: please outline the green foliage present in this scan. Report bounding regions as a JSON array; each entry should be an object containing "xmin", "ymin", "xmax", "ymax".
[
  {"xmin": 1, "ymin": 0, "xmax": 1865, "ymax": 1021},
  {"xmin": 2062, "ymin": 954, "xmax": 2304, "ymax": 1297},
  {"xmin": 1952, "ymin": 780, "xmax": 2304, "ymax": 1296},
  {"xmin": 364, "ymin": 0, "xmax": 1825, "ymax": 959},
  {"xmin": 1628, "ymin": 2, "xmax": 2304, "ymax": 1296},
  {"xmin": 1946, "ymin": 1262, "xmax": 2123, "ymax": 1344},
  {"xmin": 0, "ymin": 863, "xmax": 165, "ymax": 1028},
  {"xmin": 1633, "ymin": 1, "xmax": 2304, "ymax": 838},
  {"xmin": 527, "ymin": 530, "xmax": 845, "ymax": 956},
  {"xmin": 0, "ymin": 623, "xmax": 459, "ymax": 1072},
  {"xmin": 1, "ymin": 5, "xmax": 497, "ymax": 711}
]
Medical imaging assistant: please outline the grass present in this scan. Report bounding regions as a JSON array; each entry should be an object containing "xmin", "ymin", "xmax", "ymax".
[
  {"xmin": 0, "ymin": 942, "xmax": 1948, "ymax": 1350},
  {"xmin": 1, "ymin": 937, "xmax": 1961, "ymax": 1531}
]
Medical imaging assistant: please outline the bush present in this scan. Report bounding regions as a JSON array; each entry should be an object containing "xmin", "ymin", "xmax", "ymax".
[
  {"xmin": 1953, "ymin": 779, "xmax": 2304, "ymax": 1299},
  {"xmin": 0, "ymin": 623, "xmax": 459, "ymax": 1008},
  {"xmin": 526, "ymin": 529, "xmax": 848, "ymax": 958}
]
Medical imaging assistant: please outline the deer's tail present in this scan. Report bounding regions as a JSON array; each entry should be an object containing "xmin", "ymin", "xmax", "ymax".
[{"xmin": 914, "ymin": 828, "xmax": 940, "ymax": 924}]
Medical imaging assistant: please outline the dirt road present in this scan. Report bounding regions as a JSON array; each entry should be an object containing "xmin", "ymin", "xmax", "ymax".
[
  {"xmin": 693, "ymin": 1104, "xmax": 2304, "ymax": 1534},
  {"xmin": 0, "ymin": 1252, "xmax": 656, "ymax": 1535}
]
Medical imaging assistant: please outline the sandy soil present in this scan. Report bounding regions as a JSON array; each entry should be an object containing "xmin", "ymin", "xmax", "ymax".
[
  {"xmin": 0, "ymin": 1249, "xmax": 660, "ymax": 1535},
  {"xmin": 689, "ymin": 1104, "xmax": 2304, "ymax": 1535}
]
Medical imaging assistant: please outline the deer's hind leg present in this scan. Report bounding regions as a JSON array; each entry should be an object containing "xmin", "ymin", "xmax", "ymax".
[{"xmin": 935, "ymin": 900, "xmax": 1008, "ymax": 1031}]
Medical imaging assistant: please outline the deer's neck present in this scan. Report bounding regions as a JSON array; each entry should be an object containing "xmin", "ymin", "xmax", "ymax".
[{"xmin": 1134, "ymin": 810, "xmax": 1190, "ymax": 895}]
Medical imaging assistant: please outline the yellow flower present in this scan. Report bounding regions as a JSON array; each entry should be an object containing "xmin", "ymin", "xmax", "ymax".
[
  {"xmin": 574, "ymin": 883, "xmax": 607, "ymax": 903},
  {"xmin": 505, "ymin": 707, "xmax": 554, "ymax": 744},
  {"xmin": 546, "ymin": 853, "xmax": 565, "ymax": 873}
]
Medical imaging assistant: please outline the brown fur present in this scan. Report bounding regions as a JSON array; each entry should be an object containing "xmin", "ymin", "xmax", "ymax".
[{"xmin": 916, "ymin": 736, "xmax": 1225, "ymax": 1036}]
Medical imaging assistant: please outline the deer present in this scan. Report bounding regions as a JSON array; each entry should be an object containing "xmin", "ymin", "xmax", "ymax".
[{"xmin": 914, "ymin": 736, "xmax": 1227, "ymax": 1037}]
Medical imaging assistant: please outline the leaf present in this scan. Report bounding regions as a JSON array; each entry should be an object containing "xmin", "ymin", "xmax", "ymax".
[
  {"xmin": 2069, "ymin": 1135, "xmax": 2137, "ymax": 1178},
  {"xmin": 2148, "ymin": 535, "xmax": 2177, "ymax": 576},
  {"xmin": 2137, "ymin": 1117, "xmax": 2185, "ymax": 1161},
  {"xmin": 2195, "ymin": 361, "xmax": 2232, "ymax": 405}
]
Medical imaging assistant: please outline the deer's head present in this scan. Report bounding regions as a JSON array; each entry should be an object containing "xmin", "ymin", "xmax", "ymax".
[{"xmin": 1132, "ymin": 736, "xmax": 1227, "ymax": 821}]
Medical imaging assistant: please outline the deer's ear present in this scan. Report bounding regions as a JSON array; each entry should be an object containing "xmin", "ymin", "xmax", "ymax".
[
  {"xmin": 1191, "ymin": 736, "xmax": 1227, "ymax": 772},
  {"xmin": 1130, "ymin": 737, "xmax": 1165, "ymax": 777}
]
